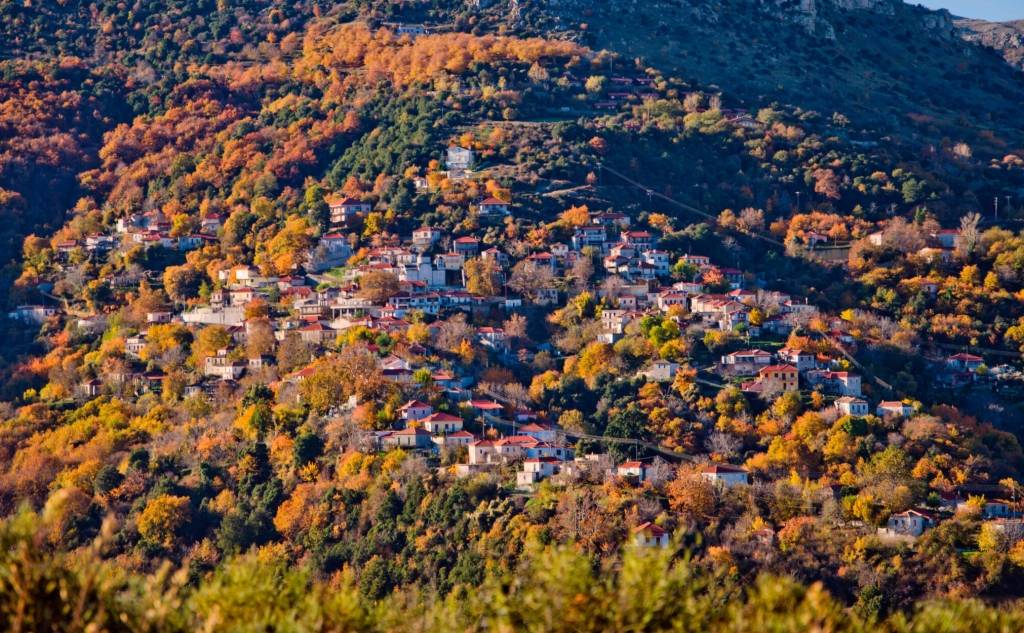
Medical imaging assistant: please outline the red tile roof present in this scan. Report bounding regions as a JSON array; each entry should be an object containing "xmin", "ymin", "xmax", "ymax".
[
  {"xmin": 702, "ymin": 464, "xmax": 748, "ymax": 474},
  {"xmin": 633, "ymin": 521, "xmax": 666, "ymax": 537}
]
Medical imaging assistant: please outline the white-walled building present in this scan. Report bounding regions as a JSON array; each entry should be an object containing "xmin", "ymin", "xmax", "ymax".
[{"xmin": 701, "ymin": 464, "xmax": 749, "ymax": 487}]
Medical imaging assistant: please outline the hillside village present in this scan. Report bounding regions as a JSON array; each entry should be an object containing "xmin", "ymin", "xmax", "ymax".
[
  {"xmin": 8, "ymin": 137, "xmax": 1024, "ymax": 552},
  {"xmin": 9, "ymin": 4, "xmax": 1024, "ymax": 625}
]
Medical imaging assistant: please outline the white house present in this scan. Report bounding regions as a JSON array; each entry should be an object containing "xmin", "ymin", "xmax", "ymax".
[
  {"xmin": 204, "ymin": 349, "xmax": 246, "ymax": 380},
  {"xmin": 328, "ymin": 197, "xmax": 371, "ymax": 225},
  {"xmin": 319, "ymin": 232, "xmax": 351, "ymax": 255},
  {"xmin": 146, "ymin": 310, "xmax": 172, "ymax": 324},
  {"xmin": 183, "ymin": 306, "xmax": 247, "ymax": 327},
  {"xmin": 720, "ymin": 349, "xmax": 773, "ymax": 371},
  {"xmin": 516, "ymin": 457, "xmax": 561, "ymax": 489},
  {"xmin": 125, "ymin": 335, "xmax": 146, "ymax": 358},
  {"xmin": 477, "ymin": 326, "xmax": 507, "ymax": 350},
  {"xmin": 617, "ymin": 460, "xmax": 649, "ymax": 482},
  {"xmin": 446, "ymin": 146, "xmax": 474, "ymax": 172},
  {"xmin": 644, "ymin": 359, "xmax": 679, "ymax": 382},
  {"xmin": 701, "ymin": 464, "xmax": 749, "ymax": 487},
  {"xmin": 399, "ymin": 400, "xmax": 433, "ymax": 423},
  {"xmin": 957, "ymin": 498, "xmax": 1020, "ymax": 520},
  {"xmin": 519, "ymin": 422, "xmax": 558, "ymax": 443},
  {"xmin": 421, "ymin": 412, "xmax": 463, "ymax": 434},
  {"xmin": 477, "ymin": 197, "xmax": 510, "ymax": 217},
  {"xmin": 382, "ymin": 427, "xmax": 433, "ymax": 450},
  {"xmin": 946, "ymin": 353, "xmax": 983, "ymax": 372},
  {"xmin": 432, "ymin": 430, "xmax": 475, "ymax": 450},
  {"xmin": 884, "ymin": 510, "xmax": 935, "ymax": 537},
  {"xmin": 778, "ymin": 347, "xmax": 817, "ymax": 372},
  {"xmin": 807, "ymin": 370, "xmax": 862, "ymax": 397},
  {"xmin": 8, "ymin": 305, "xmax": 58, "ymax": 324},
  {"xmin": 632, "ymin": 522, "xmax": 669, "ymax": 548},
  {"xmin": 200, "ymin": 214, "xmax": 224, "ymax": 234},
  {"xmin": 877, "ymin": 401, "xmax": 915, "ymax": 418},
  {"xmin": 933, "ymin": 228, "xmax": 960, "ymax": 249},
  {"xmin": 412, "ymin": 226, "xmax": 443, "ymax": 249},
  {"xmin": 834, "ymin": 396, "xmax": 869, "ymax": 417},
  {"xmin": 395, "ymin": 23, "xmax": 427, "ymax": 37}
]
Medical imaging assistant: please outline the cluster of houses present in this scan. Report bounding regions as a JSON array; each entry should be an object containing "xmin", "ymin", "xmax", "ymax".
[
  {"xmin": 44, "ymin": 181, "xmax": 1005, "ymax": 425},
  {"xmin": 17, "ymin": 135, "xmax": 1024, "ymax": 556},
  {"xmin": 868, "ymin": 225, "xmax": 963, "ymax": 265},
  {"xmin": 593, "ymin": 75, "xmax": 659, "ymax": 111},
  {"xmin": 881, "ymin": 482, "xmax": 1024, "ymax": 544},
  {"xmin": 37, "ymin": 211, "xmax": 220, "ymax": 266},
  {"xmin": 713, "ymin": 344, "xmax": 859, "ymax": 399}
]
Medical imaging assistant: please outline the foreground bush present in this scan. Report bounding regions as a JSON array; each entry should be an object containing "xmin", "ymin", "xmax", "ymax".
[{"xmin": 2, "ymin": 509, "xmax": 1024, "ymax": 632}]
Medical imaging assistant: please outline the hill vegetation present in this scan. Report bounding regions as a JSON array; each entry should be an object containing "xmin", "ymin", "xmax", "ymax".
[{"xmin": 5, "ymin": 0, "xmax": 1024, "ymax": 629}]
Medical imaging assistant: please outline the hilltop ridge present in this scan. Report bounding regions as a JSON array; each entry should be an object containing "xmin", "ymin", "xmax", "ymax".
[{"xmin": 957, "ymin": 17, "xmax": 1024, "ymax": 71}]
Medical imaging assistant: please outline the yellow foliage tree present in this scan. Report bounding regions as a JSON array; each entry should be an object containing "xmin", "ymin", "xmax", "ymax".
[
  {"xmin": 137, "ymin": 494, "xmax": 191, "ymax": 547},
  {"xmin": 575, "ymin": 342, "xmax": 616, "ymax": 387}
]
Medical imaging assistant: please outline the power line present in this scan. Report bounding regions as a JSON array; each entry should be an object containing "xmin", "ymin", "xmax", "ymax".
[{"xmin": 596, "ymin": 162, "xmax": 786, "ymax": 248}]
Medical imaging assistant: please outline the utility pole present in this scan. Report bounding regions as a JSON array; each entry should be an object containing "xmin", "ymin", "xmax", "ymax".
[
  {"xmin": 995, "ymin": 196, "xmax": 1000, "ymax": 221},
  {"xmin": 1006, "ymin": 195, "xmax": 1012, "ymax": 218},
  {"xmin": 795, "ymin": 191, "xmax": 802, "ymax": 212}
]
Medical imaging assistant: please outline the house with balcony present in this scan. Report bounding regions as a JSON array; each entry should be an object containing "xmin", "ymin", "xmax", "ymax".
[
  {"xmin": 204, "ymin": 349, "xmax": 246, "ymax": 380},
  {"xmin": 720, "ymin": 349, "xmax": 773, "ymax": 374},
  {"xmin": 743, "ymin": 364, "xmax": 798, "ymax": 396},
  {"xmin": 328, "ymin": 197, "xmax": 372, "ymax": 225},
  {"xmin": 477, "ymin": 197, "xmax": 510, "ymax": 217}
]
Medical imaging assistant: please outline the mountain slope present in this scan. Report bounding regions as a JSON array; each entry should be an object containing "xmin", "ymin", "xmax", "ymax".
[
  {"xmin": 956, "ymin": 18, "xmax": 1024, "ymax": 71},
  {"xmin": 497, "ymin": 0, "xmax": 1024, "ymax": 154}
]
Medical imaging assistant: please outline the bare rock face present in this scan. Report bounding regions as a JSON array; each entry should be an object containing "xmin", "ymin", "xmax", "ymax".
[
  {"xmin": 758, "ymin": 0, "xmax": 954, "ymax": 41},
  {"xmin": 834, "ymin": 0, "xmax": 894, "ymax": 14},
  {"xmin": 957, "ymin": 19, "xmax": 1024, "ymax": 70},
  {"xmin": 757, "ymin": 0, "xmax": 895, "ymax": 39},
  {"xmin": 532, "ymin": 0, "xmax": 956, "ymax": 44},
  {"xmin": 758, "ymin": 0, "xmax": 827, "ymax": 37},
  {"xmin": 920, "ymin": 9, "xmax": 956, "ymax": 39}
]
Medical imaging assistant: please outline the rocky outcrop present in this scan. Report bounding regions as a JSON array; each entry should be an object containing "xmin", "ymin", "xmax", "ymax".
[
  {"xmin": 834, "ymin": 0, "xmax": 893, "ymax": 14},
  {"xmin": 957, "ymin": 19, "xmax": 1024, "ymax": 70},
  {"xmin": 756, "ymin": 0, "xmax": 958, "ymax": 41}
]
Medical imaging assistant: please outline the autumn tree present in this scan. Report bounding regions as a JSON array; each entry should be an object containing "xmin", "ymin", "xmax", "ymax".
[
  {"xmin": 277, "ymin": 331, "xmax": 311, "ymax": 372},
  {"xmin": 554, "ymin": 487, "xmax": 619, "ymax": 553},
  {"xmin": 358, "ymin": 271, "xmax": 400, "ymax": 303},
  {"xmin": 508, "ymin": 260, "xmax": 554, "ymax": 302},
  {"xmin": 142, "ymin": 323, "xmax": 192, "ymax": 366},
  {"xmin": 812, "ymin": 168, "xmax": 841, "ymax": 201},
  {"xmin": 257, "ymin": 215, "xmax": 313, "ymax": 275},
  {"xmin": 575, "ymin": 342, "xmax": 616, "ymax": 387},
  {"xmin": 666, "ymin": 466, "xmax": 717, "ymax": 523},
  {"xmin": 137, "ymin": 494, "xmax": 191, "ymax": 547},
  {"xmin": 559, "ymin": 205, "xmax": 590, "ymax": 228},
  {"xmin": 191, "ymin": 326, "xmax": 233, "ymax": 366},
  {"xmin": 957, "ymin": 212, "xmax": 981, "ymax": 259},
  {"xmin": 464, "ymin": 257, "xmax": 502, "ymax": 296},
  {"xmin": 299, "ymin": 345, "xmax": 387, "ymax": 414},
  {"xmin": 163, "ymin": 264, "xmax": 204, "ymax": 303},
  {"xmin": 437, "ymin": 314, "xmax": 475, "ymax": 354}
]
